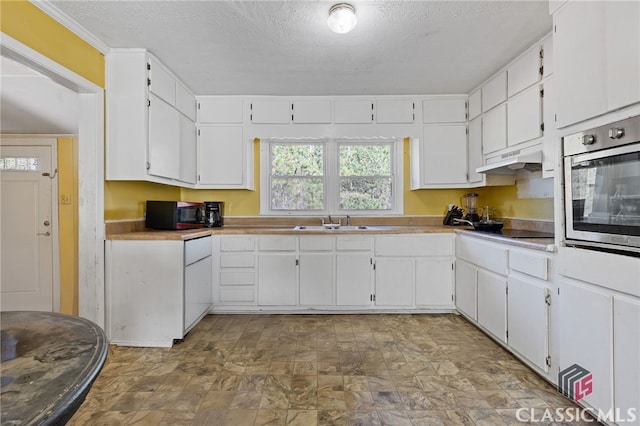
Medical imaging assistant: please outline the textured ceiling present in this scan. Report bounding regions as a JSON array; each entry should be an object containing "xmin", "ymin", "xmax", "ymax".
[{"xmin": 52, "ymin": 1, "xmax": 552, "ymax": 96}]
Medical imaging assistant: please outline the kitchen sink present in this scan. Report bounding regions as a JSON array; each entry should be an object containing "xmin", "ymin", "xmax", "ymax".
[{"xmin": 292, "ymin": 225, "xmax": 394, "ymax": 231}]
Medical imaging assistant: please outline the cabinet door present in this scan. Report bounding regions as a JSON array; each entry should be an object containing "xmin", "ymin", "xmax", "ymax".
[
  {"xmin": 542, "ymin": 78, "xmax": 557, "ymax": 175},
  {"xmin": 482, "ymin": 103, "xmax": 507, "ymax": 154},
  {"xmin": 258, "ymin": 254, "xmax": 297, "ymax": 306},
  {"xmin": 507, "ymin": 276, "xmax": 549, "ymax": 372},
  {"xmin": 416, "ymin": 258, "xmax": 453, "ymax": 307},
  {"xmin": 336, "ymin": 253, "xmax": 372, "ymax": 306},
  {"xmin": 455, "ymin": 259, "xmax": 477, "ymax": 320},
  {"xmin": 179, "ymin": 114, "xmax": 197, "ymax": 184},
  {"xmin": 376, "ymin": 99, "xmax": 414, "ymax": 123},
  {"xmin": 468, "ymin": 90, "xmax": 482, "ymax": 121},
  {"xmin": 606, "ymin": 1, "xmax": 640, "ymax": 112},
  {"xmin": 477, "ymin": 269, "xmax": 507, "ymax": 343},
  {"xmin": 375, "ymin": 258, "xmax": 413, "ymax": 306},
  {"xmin": 542, "ymin": 35, "xmax": 553, "ymax": 77},
  {"xmin": 292, "ymin": 100, "xmax": 331, "ymax": 124},
  {"xmin": 467, "ymin": 117, "xmax": 483, "ymax": 184},
  {"xmin": 613, "ymin": 296, "xmax": 640, "ymax": 421},
  {"xmin": 334, "ymin": 100, "xmax": 373, "ymax": 124},
  {"xmin": 553, "ymin": 1, "xmax": 607, "ymax": 127},
  {"xmin": 422, "ymin": 99, "xmax": 466, "ymax": 123},
  {"xmin": 198, "ymin": 98, "xmax": 243, "ymax": 124},
  {"xmin": 422, "ymin": 125, "xmax": 467, "ymax": 184},
  {"xmin": 184, "ymin": 255, "xmax": 212, "ymax": 332},
  {"xmin": 147, "ymin": 56, "xmax": 175, "ymax": 106},
  {"xmin": 507, "ymin": 84, "xmax": 542, "ymax": 147},
  {"xmin": 559, "ymin": 279, "xmax": 612, "ymax": 413},
  {"xmin": 175, "ymin": 80, "xmax": 196, "ymax": 121},
  {"xmin": 251, "ymin": 99, "xmax": 290, "ymax": 124},
  {"xmin": 148, "ymin": 93, "xmax": 180, "ymax": 180},
  {"xmin": 198, "ymin": 125, "xmax": 244, "ymax": 185},
  {"xmin": 507, "ymin": 46, "xmax": 542, "ymax": 97},
  {"xmin": 482, "ymin": 71, "xmax": 507, "ymax": 112},
  {"xmin": 299, "ymin": 253, "xmax": 334, "ymax": 306}
]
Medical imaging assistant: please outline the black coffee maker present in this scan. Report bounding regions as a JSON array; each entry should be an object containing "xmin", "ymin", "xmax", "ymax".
[{"xmin": 204, "ymin": 201, "xmax": 224, "ymax": 228}]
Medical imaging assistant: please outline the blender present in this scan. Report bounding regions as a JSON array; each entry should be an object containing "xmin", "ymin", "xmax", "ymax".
[{"xmin": 462, "ymin": 193, "xmax": 480, "ymax": 222}]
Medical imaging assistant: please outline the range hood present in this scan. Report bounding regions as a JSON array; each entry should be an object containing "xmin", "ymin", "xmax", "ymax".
[{"xmin": 475, "ymin": 149, "xmax": 542, "ymax": 175}]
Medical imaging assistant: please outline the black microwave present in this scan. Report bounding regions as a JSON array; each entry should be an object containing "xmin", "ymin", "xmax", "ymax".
[{"xmin": 145, "ymin": 201, "xmax": 205, "ymax": 230}]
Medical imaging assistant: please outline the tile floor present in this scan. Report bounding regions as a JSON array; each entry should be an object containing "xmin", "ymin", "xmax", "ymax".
[{"xmin": 69, "ymin": 314, "xmax": 589, "ymax": 425}]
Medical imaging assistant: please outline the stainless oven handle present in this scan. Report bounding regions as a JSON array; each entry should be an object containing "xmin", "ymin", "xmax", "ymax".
[{"xmin": 569, "ymin": 141, "xmax": 639, "ymax": 164}]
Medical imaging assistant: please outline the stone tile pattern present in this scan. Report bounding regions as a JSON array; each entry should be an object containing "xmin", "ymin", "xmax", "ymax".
[{"xmin": 69, "ymin": 314, "xmax": 588, "ymax": 425}]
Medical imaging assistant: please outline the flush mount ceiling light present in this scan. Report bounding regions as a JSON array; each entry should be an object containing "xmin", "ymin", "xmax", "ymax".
[{"xmin": 327, "ymin": 3, "xmax": 357, "ymax": 34}]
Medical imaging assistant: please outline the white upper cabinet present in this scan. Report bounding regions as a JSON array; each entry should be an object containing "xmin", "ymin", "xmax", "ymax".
[
  {"xmin": 147, "ymin": 56, "xmax": 175, "ymax": 106},
  {"xmin": 482, "ymin": 71, "xmax": 507, "ymax": 112},
  {"xmin": 422, "ymin": 98, "xmax": 466, "ymax": 123},
  {"xmin": 482, "ymin": 103, "xmax": 507, "ymax": 154},
  {"xmin": 250, "ymin": 99, "xmax": 291, "ymax": 124},
  {"xmin": 553, "ymin": 1, "xmax": 640, "ymax": 127},
  {"xmin": 507, "ymin": 45, "xmax": 542, "ymax": 97},
  {"xmin": 175, "ymin": 80, "xmax": 196, "ymax": 121},
  {"xmin": 179, "ymin": 114, "xmax": 197, "ymax": 184},
  {"xmin": 542, "ymin": 35, "xmax": 553, "ymax": 77},
  {"xmin": 334, "ymin": 100, "xmax": 373, "ymax": 124},
  {"xmin": 292, "ymin": 100, "xmax": 331, "ymax": 124},
  {"xmin": 376, "ymin": 99, "xmax": 414, "ymax": 123},
  {"xmin": 422, "ymin": 124, "xmax": 468, "ymax": 185},
  {"xmin": 507, "ymin": 84, "xmax": 543, "ymax": 146},
  {"xmin": 198, "ymin": 125, "xmax": 253, "ymax": 188},
  {"xmin": 605, "ymin": 0, "xmax": 640, "ymax": 112},
  {"xmin": 198, "ymin": 98, "xmax": 243, "ymax": 124},
  {"xmin": 467, "ymin": 117, "xmax": 483, "ymax": 184},
  {"xmin": 468, "ymin": 90, "xmax": 482, "ymax": 121},
  {"xmin": 148, "ymin": 93, "xmax": 180, "ymax": 180}
]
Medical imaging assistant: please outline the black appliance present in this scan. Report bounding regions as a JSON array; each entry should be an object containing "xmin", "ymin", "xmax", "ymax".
[
  {"xmin": 145, "ymin": 201, "xmax": 205, "ymax": 230},
  {"xmin": 204, "ymin": 201, "xmax": 224, "ymax": 228}
]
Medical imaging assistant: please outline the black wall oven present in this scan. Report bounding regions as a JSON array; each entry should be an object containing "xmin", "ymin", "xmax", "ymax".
[{"xmin": 564, "ymin": 114, "xmax": 640, "ymax": 255}]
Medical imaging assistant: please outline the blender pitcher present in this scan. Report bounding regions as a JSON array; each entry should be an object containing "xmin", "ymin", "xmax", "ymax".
[{"xmin": 462, "ymin": 193, "xmax": 480, "ymax": 222}]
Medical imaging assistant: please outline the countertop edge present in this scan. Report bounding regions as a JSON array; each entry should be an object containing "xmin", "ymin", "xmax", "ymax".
[{"xmin": 455, "ymin": 229, "xmax": 557, "ymax": 252}]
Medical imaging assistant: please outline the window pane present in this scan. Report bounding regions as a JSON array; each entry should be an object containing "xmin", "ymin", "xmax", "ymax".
[
  {"xmin": 272, "ymin": 144, "xmax": 323, "ymax": 176},
  {"xmin": 340, "ymin": 177, "xmax": 392, "ymax": 210},
  {"xmin": 339, "ymin": 144, "xmax": 391, "ymax": 176},
  {"xmin": 271, "ymin": 177, "xmax": 324, "ymax": 210}
]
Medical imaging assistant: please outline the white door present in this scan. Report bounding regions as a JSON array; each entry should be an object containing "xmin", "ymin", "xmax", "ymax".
[{"xmin": 0, "ymin": 144, "xmax": 55, "ymax": 311}]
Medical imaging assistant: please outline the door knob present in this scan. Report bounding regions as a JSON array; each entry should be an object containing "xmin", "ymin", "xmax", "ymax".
[{"xmin": 43, "ymin": 221, "xmax": 50, "ymax": 226}]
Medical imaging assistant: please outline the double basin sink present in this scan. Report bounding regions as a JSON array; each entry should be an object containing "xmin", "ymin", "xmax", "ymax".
[{"xmin": 292, "ymin": 225, "xmax": 392, "ymax": 231}]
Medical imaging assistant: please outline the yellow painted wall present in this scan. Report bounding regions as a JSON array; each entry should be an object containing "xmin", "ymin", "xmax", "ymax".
[
  {"xmin": 107, "ymin": 137, "xmax": 552, "ymax": 220},
  {"xmin": 0, "ymin": 1, "xmax": 105, "ymax": 87},
  {"xmin": 57, "ymin": 137, "xmax": 78, "ymax": 315},
  {"xmin": 3, "ymin": 0, "xmax": 105, "ymax": 314}
]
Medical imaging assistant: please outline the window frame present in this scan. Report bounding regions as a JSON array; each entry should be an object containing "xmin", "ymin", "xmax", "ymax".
[{"xmin": 260, "ymin": 136, "xmax": 403, "ymax": 216}]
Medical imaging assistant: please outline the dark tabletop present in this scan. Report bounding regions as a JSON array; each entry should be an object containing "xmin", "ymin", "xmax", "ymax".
[{"xmin": 1, "ymin": 311, "xmax": 108, "ymax": 425}]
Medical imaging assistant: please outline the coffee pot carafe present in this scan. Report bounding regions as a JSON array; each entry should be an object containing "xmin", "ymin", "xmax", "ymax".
[
  {"xmin": 462, "ymin": 193, "xmax": 480, "ymax": 222},
  {"xmin": 204, "ymin": 201, "xmax": 224, "ymax": 228}
]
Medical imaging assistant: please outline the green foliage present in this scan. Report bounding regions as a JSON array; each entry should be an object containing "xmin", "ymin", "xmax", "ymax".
[
  {"xmin": 339, "ymin": 144, "xmax": 391, "ymax": 176},
  {"xmin": 271, "ymin": 144, "xmax": 323, "ymax": 176},
  {"xmin": 340, "ymin": 178, "xmax": 392, "ymax": 210}
]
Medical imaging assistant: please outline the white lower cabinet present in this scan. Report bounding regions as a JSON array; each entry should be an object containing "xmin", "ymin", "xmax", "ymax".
[
  {"xmin": 559, "ymin": 278, "xmax": 613, "ymax": 415},
  {"xmin": 299, "ymin": 253, "xmax": 334, "ymax": 306},
  {"xmin": 258, "ymin": 253, "xmax": 297, "ymax": 306},
  {"xmin": 416, "ymin": 258, "xmax": 455, "ymax": 307},
  {"xmin": 336, "ymin": 253, "xmax": 373, "ymax": 307},
  {"xmin": 375, "ymin": 258, "xmax": 413, "ymax": 306},
  {"xmin": 477, "ymin": 269, "xmax": 507, "ymax": 343},
  {"xmin": 454, "ymin": 259, "xmax": 477, "ymax": 320},
  {"xmin": 106, "ymin": 236, "xmax": 212, "ymax": 347},
  {"xmin": 216, "ymin": 235, "xmax": 256, "ymax": 305},
  {"xmin": 613, "ymin": 296, "xmax": 640, "ymax": 425}
]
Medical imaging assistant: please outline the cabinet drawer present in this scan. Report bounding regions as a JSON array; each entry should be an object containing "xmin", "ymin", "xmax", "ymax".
[
  {"xmin": 456, "ymin": 236, "xmax": 508, "ymax": 275},
  {"xmin": 375, "ymin": 235, "xmax": 453, "ymax": 257},
  {"xmin": 220, "ymin": 287, "xmax": 255, "ymax": 302},
  {"xmin": 220, "ymin": 271, "xmax": 255, "ymax": 286},
  {"xmin": 185, "ymin": 236, "xmax": 212, "ymax": 265},
  {"xmin": 220, "ymin": 253, "xmax": 255, "ymax": 268},
  {"xmin": 258, "ymin": 236, "xmax": 297, "ymax": 251},
  {"xmin": 220, "ymin": 236, "xmax": 255, "ymax": 252},
  {"xmin": 336, "ymin": 235, "xmax": 371, "ymax": 251},
  {"xmin": 509, "ymin": 249, "xmax": 549, "ymax": 280},
  {"xmin": 299, "ymin": 236, "xmax": 334, "ymax": 251}
]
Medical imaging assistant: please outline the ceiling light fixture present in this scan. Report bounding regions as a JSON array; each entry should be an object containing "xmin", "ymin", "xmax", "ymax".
[{"xmin": 327, "ymin": 3, "xmax": 357, "ymax": 34}]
